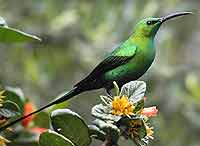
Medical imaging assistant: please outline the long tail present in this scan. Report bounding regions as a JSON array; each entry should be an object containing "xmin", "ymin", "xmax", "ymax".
[{"xmin": 0, "ymin": 87, "xmax": 82, "ymax": 132}]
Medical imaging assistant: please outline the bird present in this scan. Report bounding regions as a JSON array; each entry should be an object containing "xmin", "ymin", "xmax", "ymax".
[{"xmin": 0, "ymin": 11, "xmax": 192, "ymax": 132}]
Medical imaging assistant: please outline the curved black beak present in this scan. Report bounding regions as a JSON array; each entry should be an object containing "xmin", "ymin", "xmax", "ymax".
[{"xmin": 160, "ymin": 12, "xmax": 193, "ymax": 23}]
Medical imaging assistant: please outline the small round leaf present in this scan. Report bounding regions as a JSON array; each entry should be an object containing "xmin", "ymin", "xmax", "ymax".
[
  {"xmin": 51, "ymin": 109, "xmax": 91, "ymax": 146},
  {"xmin": 3, "ymin": 87, "xmax": 25, "ymax": 112},
  {"xmin": 33, "ymin": 112, "xmax": 50, "ymax": 129},
  {"xmin": 39, "ymin": 130, "xmax": 75, "ymax": 146},
  {"xmin": 93, "ymin": 119, "xmax": 120, "ymax": 142},
  {"xmin": 88, "ymin": 125, "xmax": 105, "ymax": 141},
  {"xmin": 0, "ymin": 100, "xmax": 21, "ymax": 118}
]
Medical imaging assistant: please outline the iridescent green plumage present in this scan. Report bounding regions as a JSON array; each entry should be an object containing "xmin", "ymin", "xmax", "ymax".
[{"xmin": 0, "ymin": 12, "xmax": 192, "ymax": 131}]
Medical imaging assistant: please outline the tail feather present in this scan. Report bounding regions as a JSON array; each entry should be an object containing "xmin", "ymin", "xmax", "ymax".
[{"xmin": 0, "ymin": 87, "xmax": 82, "ymax": 132}]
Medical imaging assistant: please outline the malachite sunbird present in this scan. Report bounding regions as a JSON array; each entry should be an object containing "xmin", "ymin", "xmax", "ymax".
[{"xmin": 0, "ymin": 11, "xmax": 192, "ymax": 131}]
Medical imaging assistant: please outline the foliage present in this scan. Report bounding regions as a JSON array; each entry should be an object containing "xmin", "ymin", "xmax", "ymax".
[
  {"xmin": 0, "ymin": 87, "xmax": 49, "ymax": 146},
  {"xmin": 0, "ymin": 17, "xmax": 41, "ymax": 42},
  {"xmin": 39, "ymin": 130, "xmax": 75, "ymax": 146},
  {"xmin": 38, "ymin": 81, "xmax": 158, "ymax": 146},
  {"xmin": 0, "ymin": 17, "xmax": 44, "ymax": 146},
  {"xmin": 50, "ymin": 109, "xmax": 91, "ymax": 146}
]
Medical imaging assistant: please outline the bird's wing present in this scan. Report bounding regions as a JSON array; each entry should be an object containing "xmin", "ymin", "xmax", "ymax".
[{"xmin": 74, "ymin": 45, "xmax": 137, "ymax": 87}]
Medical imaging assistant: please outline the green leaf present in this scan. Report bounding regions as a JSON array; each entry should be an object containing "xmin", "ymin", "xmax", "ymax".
[
  {"xmin": 91, "ymin": 104, "xmax": 121, "ymax": 122},
  {"xmin": 0, "ymin": 26, "xmax": 41, "ymax": 42},
  {"xmin": 51, "ymin": 109, "xmax": 91, "ymax": 146},
  {"xmin": 33, "ymin": 112, "xmax": 50, "ymax": 129},
  {"xmin": 0, "ymin": 17, "xmax": 41, "ymax": 43},
  {"xmin": 3, "ymin": 87, "xmax": 26, "ymax": 112},
  {"xmin": 93, "ymin": 119, "xmax": 120, "ymax": 143},
  {"xmin": 48, "ymin": 101, "xmax": 69, "ymax": 113},
  {"xmin": 119, "ymin": 117, "xmax": 147, "ymax": 139},
  {"xmin": 120, "ymin": 81, "xmax": 146, "ymax": 103},
  {"xmin": 39, "ymin": 130, "xmax": 75, "ymax": 146},
  {"xmin": 133, "ymin": 99, "xmax": 144, "ymax": 114},
  {"xmin": 88, "ymin": 125, "xmax": 105, "ymax": 141},
  {"xmin": 0, "ymin": 100, "xmax": 21, "ymax": 118},
  {"xmin": 118, "ymin": 117, "xmax": 148, "ymax": 146},
  {"xmin": 134, "ymin": 120, "xmax": 146, "ymax": 139}
]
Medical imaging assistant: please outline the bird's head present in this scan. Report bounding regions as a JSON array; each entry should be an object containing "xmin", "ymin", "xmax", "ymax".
[{"xmin": 133, "ymin": 12, "xmax": 192, "ymax": 38}]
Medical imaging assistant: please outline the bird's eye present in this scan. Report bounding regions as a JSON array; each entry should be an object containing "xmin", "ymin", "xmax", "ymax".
[
  {"xmin": 146, "ymin": 21, "xmax": 152, "ymax": 25},
  {"xmin": 146, "ymin": 20, "xmax": 158, "ymax": 25}
]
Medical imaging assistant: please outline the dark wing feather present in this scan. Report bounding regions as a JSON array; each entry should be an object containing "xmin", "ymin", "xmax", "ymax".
[
  {"xmin": 89, "ymin": 56, "xmax": 133, "ymax": 76},
  {"xmin": 74, "ymin": 55, "xmax": 134, "ymax": 87},
  {"xmin": 75, "ymin": 43, "xmax": 137, "ymax": 88}
]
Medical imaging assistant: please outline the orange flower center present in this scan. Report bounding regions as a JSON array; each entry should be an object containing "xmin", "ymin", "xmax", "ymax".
[{"xmin": 111, "ymin": 95, "xmax": 134, "ymax": 116}]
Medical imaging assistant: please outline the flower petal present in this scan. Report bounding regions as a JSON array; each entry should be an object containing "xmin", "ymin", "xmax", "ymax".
[
  {"xmin": 142, "ymin": 106, "xmax": 158, "ymax": 117},
  {"xmin": 22, "ymin": 102, "xmax": 35, "ymax": 127},
  {"xmin": 30, "ymin": 127, "xmax": 47, "ymax": 134}
]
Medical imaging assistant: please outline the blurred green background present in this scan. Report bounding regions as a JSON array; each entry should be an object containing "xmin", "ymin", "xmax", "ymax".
[{"xmin": 0, "ymin": 0, "xmax": 200, "ymax": 146}]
